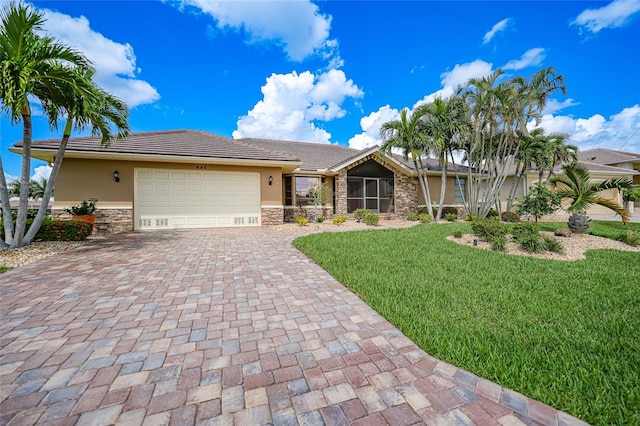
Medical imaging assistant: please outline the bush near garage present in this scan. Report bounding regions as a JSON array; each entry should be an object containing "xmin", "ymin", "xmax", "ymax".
[{"xmin": 1, "ymin": 219, "xmax": 92, "ymax": 241}]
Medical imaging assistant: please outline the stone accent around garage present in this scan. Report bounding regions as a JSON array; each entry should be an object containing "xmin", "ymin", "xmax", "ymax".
[
  {"xmin": 52, "ymin": 208, "xmax": 133, "ymax": 236},
  {"xmin": 261, "ymin": 207, "xmax": 284, "ymax": 225},
  {"xmin": 334, "ymin": 169, "xmax": 348, "ymax": 216}
]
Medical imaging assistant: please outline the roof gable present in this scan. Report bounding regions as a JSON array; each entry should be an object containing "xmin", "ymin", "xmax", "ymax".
[{"xmin": 578, "ymin": 148, "xmax": 640, "ymax": 165}]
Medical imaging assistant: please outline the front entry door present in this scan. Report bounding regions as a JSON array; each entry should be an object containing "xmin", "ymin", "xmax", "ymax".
[{"xmin": 365, "ymin": 178, "xmax": 379, "ymax": 212}]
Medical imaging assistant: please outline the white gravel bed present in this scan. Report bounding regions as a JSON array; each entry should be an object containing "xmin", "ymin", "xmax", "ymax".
[{"xmin": 0, "ymin": 239, "xmax": 99, "ymax": 269}]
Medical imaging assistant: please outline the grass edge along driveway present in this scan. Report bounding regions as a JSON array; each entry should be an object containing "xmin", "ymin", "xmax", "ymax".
[{"xmin": 293, "ymin": 222, "xmax": 640, "ymax": 425}]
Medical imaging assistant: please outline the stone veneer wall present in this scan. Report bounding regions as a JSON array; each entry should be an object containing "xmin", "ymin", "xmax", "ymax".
[
  {"xmin": 394, "ymin": 174, "xmax": 419, "ymax": 218},
  {"xmin": 52, "ymin": 208, "xmax": 133, "ymax": 236},
  {"xmin": 261, "ymin": 207, "xmax": 284, "ymax": 225},
  {"xmin": 334, "ymin": 169, "xmax": 348, "ymax": 216},
  {"xmin": 284, "ymin": 206, "xmax": 333, "ymax": 223}
]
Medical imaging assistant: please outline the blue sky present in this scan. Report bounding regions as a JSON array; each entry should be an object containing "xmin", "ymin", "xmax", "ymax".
[{"xmin": 2, "ymin": 0, "xmax": 639, "ymax": 183}]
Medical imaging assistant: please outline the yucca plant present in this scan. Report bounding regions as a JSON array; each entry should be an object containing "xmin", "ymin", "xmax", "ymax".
[{"xmin": 550, "ymin": 163, "xmax": 636, "ymax": 233}]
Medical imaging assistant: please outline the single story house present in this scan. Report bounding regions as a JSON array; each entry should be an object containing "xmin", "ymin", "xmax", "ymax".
[
  {"xmin": 11, "ymin": 131, "xmax": 638, "ymax": 233},
  {"xmin": 11, "ymin": 130, "xmax": 467, "ymax": 233}
]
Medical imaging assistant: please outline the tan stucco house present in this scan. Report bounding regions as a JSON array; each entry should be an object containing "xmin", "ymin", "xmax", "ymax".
[{"xmin": 12, "ymin": 130, "xmax": 468, "ymax": 233}]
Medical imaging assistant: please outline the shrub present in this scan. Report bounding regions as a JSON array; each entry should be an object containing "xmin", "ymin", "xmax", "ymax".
[
  {"xmin": 418, "ymin": 213, "xmax": 432, "ymax": 223},
  {"xmin": 332, "ymin": 215, "xmax": 348, "ymax": 225},
  {"xmin": 543, "ymin": 237, "xmax": 564, "ymax": 253},
  {"xmin": 363, "ymin": 212, "xmax": 379, "ymax": 226},
  {"xmin": 65, "ymin": 198, "xmax": 98, "ymax": 215},
  {"xmin": 444, "ymin": 213, "xmax": 457, "ymax": 222},
  {"xmin": 519, "ymin": 235, "xmax": 546, "ymax": 253},
  {"xmin": 490, "ymin": 236, "xmax": 507, "ymax": 252},
  {"xmin": 501, "ymin": 211, "xmax": 520, "ymax": 223},
  {"xmin": 511, "ymin": 222, "xmax": 540, "ymax": 244},
  {"xmin": 417, "ymin": 206, "xmax": 430, "ymax": 215},
  {"xmin": 486, "ymin": 208, "xmax": 500, "ymax": 219},
  {"xmin": 616, "ymin": 230, "xmax": 640, "ymax": 247},
  {"xmin": 295, "ymin": 216, "xmax": 308, "ymax": 226},
  {"xmin": 316, "ymin": 217, "xmax": 324, "ymax": 223},
  {"xmin": 471, "ymin": 219, "xmax": 509, "ymax": 240},
  {"xmin": 32, "ymin": 219, "xmax": 92, "ymax": 241},
  {"xmin": 432, "ymin": 206, "xmax": 458, "ymax": 218},
  {"xmin": 465, "ymin": 214, "xmax": 477, "ymax": 222},
  {"xmin": 453, "ymin": 230, "xmax": 463, "ymax": 238},
  {"xmin": 407, "ymin": 212, "xmax": 419, "ymax": 221},
  {"xmin": 11, "ymin": 209, "xmax": 39, "ymax": 220},
  {"xmin": 353, "ymin": 208, "xmax": 368, "ymax": 222}
]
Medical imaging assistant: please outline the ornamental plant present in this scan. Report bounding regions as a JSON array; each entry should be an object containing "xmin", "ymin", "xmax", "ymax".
[
  {"xmin": 65, "ymin": 198, "xmax": 98, "ymax": 215},
  {"xmin": 516, "ymin": 184, "xmax": 561, "ymax": 223},
  {"xmin": 363, "ymin": 212, "xmax": 379, "ymax": 226}
]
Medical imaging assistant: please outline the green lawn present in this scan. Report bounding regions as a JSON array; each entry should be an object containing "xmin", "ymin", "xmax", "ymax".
[{"xmin": 293, "ymin": 222, "xmax": 640, "ymax": 425}]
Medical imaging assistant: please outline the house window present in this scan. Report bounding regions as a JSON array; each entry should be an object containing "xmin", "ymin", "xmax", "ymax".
[
  {"xmin": 295, "ymin": 176, "xmax": 320, "ymax": 205},
  {"xmin": 284, "ymin": 176, "xmax": 292, "ymax": 206},
  {"xmin": 347, "ymin": 177, "xmax": 394, "ymax": 213},
  {"xmin": 454, "ymin": 178, "xmax": 466, "ymax": 203}
]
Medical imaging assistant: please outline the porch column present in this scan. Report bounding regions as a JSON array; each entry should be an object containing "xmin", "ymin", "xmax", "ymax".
[{"xmin": 335, "ymin": 169, "xmax": 348, "ymax": 215}]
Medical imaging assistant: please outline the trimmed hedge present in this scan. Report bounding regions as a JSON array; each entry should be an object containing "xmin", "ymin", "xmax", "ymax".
[{"xmin": 1, "ymin": 219, "xmax": 92, "ymax": 241}]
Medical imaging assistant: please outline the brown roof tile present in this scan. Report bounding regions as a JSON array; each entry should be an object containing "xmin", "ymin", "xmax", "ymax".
[
  {"xmin": 16, "ymin": 130, "xmax": 300, "ymax": 163},
  {"xmin": 578, "ymin": 148, "xmax": 640, "ymax": 165}
]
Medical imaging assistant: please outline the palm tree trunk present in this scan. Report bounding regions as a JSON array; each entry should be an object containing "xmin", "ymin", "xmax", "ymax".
[
  {"xmin": 412, "ymin": 153, "xmax": 432, "ymax": 216},
  {"xmin": 436, "ymin": 153, "xmax": 447, "ymax": 221},
  {"xmin": 506, "ymin": 162, "xmax": 523, "ymax": 212},
  {"xmin": 0, "ymin": 156, "xmax": 15, "ymax": 247},
  {"xmin": 24, "ymin": 119, "xmax": 72, "ymax": 245},
  {"xmin": 12, "ymin": 110, "xmax": 32, "ymax": 248}
]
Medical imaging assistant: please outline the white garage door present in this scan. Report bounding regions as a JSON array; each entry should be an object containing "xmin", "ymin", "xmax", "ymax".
[{"xmin": 135, "ymin": 168, "xmax": 261, "ymax": 230}]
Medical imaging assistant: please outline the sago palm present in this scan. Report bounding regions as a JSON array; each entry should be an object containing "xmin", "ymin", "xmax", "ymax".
[{"xmin": 550, "ymin": 162, "xmax": 635, "ymax": 229}]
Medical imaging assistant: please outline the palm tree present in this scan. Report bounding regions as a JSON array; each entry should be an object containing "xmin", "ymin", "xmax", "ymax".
[
  {"xmin": 419, "ymin": 96, "xmax": 468, "ymax": 221},
  {"xmin": 542, "ymin": 133, "xmax": 577, "ymax": 184},
  {"xmin": 22, "ymin": 67, "xmax": 129, "ymax": 246},
  {"xmin": 28, "ymin": 177, "xmax": 47, "ymax": 200},
  {"xmin": 550, "ymin": 162, "xmax": 636, "ymax": 231},
  {"xmin": 1, "ymin": 2, "xmax": 92, "ymax": 247},
  {"xmin": 7, "ymin": 179, "xmax": 21, "ymax": 198},
  {"xmin": 380, "ymin": 108, "xmax": 435, "ymax": 216}
]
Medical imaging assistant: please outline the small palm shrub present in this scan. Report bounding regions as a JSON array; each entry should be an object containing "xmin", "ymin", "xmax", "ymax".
[
  {"xmin": 519, "ymin": 235, "xmax": 546, "ymax": 253},
  {"xmin": 407, "ymin": 212, "xmax": 419, "ymax": 221},
  {"xmin": 332, "ymin": 215, "xmax": 348, "ymax": 225},
  {"xmin": 418, "ymin": 213, "xmax": 432, "ymax": 223},
  {"xmin": 295, "ymin": 216, "xmax": 308, "ymax": 226},
  {"xmin": 363, "ymin": 212, "xmax": 379, "ymax": 226},
  {"xmin": 486, "ymin": 208, "xmax": 500, "ymax": 219},
  {"xmin": 444, "ymin": 213, "xmax": 457, "ymax": 222},
  {"xmin": 465, "ymin": 214, "xmax": 477, "ymax": 222},
  {"xmin": 543, "ymin": 237, "xmax": 564, "ymax": 253},
  {"xmin": 501, "ymin": 211, "xmax": 520, "ymax": 223},
  {"xmin": 353, "ymin": 208, "xmax": 368, "ymax": 222},
  {"xmin": 490, "ymin": 236, "xmax": 507, "ymax": 252},
  {"xmin": 471, "ymin": 219, "xmax": 509, "ymax": 240},
  {"xmin": 511, "ymin": 222, "xmax": 540, "ymax": 244},
  {"xmin": 616, "ymin": 230, "xmax": 640, "ymax": 247}
]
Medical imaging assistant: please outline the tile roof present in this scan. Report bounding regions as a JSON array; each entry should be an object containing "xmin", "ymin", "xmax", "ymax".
[
  {"xmin": 237, "ymin": 137, "xmax": 362, "ymax": 171},
  {"xmin": 578, "ymin": 148, "xmax": 640, "ymax": 165},
  {"xmin": 390, "ymin": 154, "xmax": 470, "ymax": 173},
  {"xmin": 16, "ymin": 130, "xmax": 300, "ymax": 163}
]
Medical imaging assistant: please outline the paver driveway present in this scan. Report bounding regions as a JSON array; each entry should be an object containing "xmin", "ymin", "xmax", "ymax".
[{"xmin": 0, "ymin": 227, "xmax": 588, "ymax": 425}]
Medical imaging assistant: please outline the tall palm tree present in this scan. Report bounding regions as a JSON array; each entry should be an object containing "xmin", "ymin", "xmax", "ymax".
[
  {"xmin": 22, "ymin": 67, "xmax": 129, "ymax": 246},
  {"xmin": 28, "ymin": 177, "xmax": 47, "ymax": 200},
  {"xmin": 380, "ymin": 108, "xmax": 434, "ymax": 216},
  {"xmin": 542, "ymin": 133, "xmax": 577, "ymax": 184},
  {"xmin": 1, "ymin": 2, "xmax": 92, "ymax": 247},
  {"xmin": 419, "ymin": 96, "xmax": 469, "ymax": 220},
  {"xmin": 550, "ymin": 162, "xmax": 636, "ymax": 230}
]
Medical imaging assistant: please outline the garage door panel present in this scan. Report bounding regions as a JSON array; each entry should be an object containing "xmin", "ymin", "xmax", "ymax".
[{"xmin": 135, "ymin": 168, "xmax": 261, "ymax": 230}]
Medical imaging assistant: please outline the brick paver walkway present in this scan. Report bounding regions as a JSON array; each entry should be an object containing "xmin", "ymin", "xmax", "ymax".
[{"xmin": 1, "ymin": 228, "xmax": 589, "ymax": 425}]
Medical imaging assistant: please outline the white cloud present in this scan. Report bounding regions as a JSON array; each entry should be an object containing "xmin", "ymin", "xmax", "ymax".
[
  {"xmin": 31, "ymin": 165, "xmax": 52, "ymax": 182},
  {"xmin": 543, "ymin": 98, "xmax": 579, "ymax": 115},
  {"xmin": 168, "ymin": 0, "xmax": 337, "ymax": 63},
  {"xmin": 347, "ymin": 105, "xmax": 400, "ymax": 150},
  {"xmin": 529, "ymin": 105, "xmax": 640, "ymax": 153},
  {"xmin": 414, "ymin": 60, "xmax": 494, "ymax": 108},
  {"xmin": 503, "ymin": 48, "xmax": 546, "ymax": 70},
  {"xmin": 40, "ymin": 8, "xmax": 160, "ymax": 107},
  {"xmin": 572, "ymin": 0, "xmax": 640, "ymax": 34},
  {"xmin": 4, "ymin": 173, "xmax": 19, "ymax": 185},
  {"xmin": 483, "ymin": 18, "xmax": 512, "ymax": 44},
  {"xmin": 233, "ymin": 70, "xmax": 363, "ymax": 143}
]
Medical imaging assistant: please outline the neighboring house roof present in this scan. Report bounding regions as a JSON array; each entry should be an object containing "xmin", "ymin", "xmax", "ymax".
[
  {"xmin": 578, "ymin": 148, "xmax": 640, "ymax": 165},
  {"xmin": 577, "ymin": 160, "xmax": 640, "ymax": 175},
  {"xmin": 14, "ymin": 130, "xmax": 301, "ymax": 165},
  {"xmin": 391, "ymin": 154, "xmax": 470, "ymax": 173}
]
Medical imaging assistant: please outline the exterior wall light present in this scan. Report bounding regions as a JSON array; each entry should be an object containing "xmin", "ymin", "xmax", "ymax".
[
  {"xmin": 114, "ymin": 170, "xmax": 120, "ymax": 183},
  {"xmin": 269, "ymin": 176, "xmax": 273, "ymax": 186}
]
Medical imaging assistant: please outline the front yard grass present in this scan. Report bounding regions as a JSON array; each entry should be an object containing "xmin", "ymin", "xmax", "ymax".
[{"xmin": 293, "ymin": 222, "xmax": 640, "ymax": 425}]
